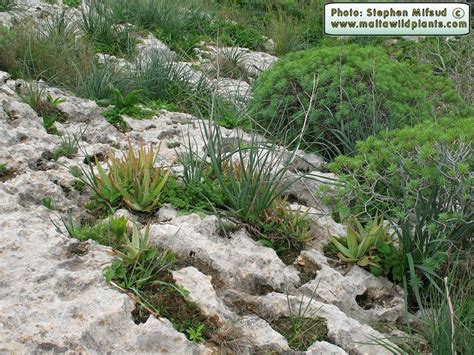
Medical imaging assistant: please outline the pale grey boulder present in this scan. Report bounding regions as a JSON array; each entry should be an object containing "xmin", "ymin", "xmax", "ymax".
[
  {"xmin": 148, "ymin": 215, "xmax": 301, "ymax": 293},
  {"xmin": 296, "ymin": 250, "xmax": 405, "ymax": 324}
]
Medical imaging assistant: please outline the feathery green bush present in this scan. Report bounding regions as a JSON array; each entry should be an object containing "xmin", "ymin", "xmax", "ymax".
[
  {"xmin": 250, "ymin": 45, "xmax": 468, "ymax": 159},
  {"xmin": 329, "ymin": 116, "xmax": 473, "ymax": 225}
]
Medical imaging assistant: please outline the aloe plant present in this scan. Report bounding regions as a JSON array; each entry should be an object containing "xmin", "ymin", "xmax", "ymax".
[
  {"xmin": 81, "ymin": 141, "xmax": 170, "ymax": 212},
  {"xmin": 330, "ymin": 216, "xmax": 392, "ymax": 268}
]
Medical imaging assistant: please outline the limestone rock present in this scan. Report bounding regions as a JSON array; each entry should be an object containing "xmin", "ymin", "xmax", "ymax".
[
  {"xmin": 0, "ymin": 185, "xmax": 210, "ymax": 354},
  {"xmin": 172, "ymin": 266, "xmax": 235, "ymax": 322},
  {"xmin": 235, "ymin": 316, "xmax": 289, "ymax": 352},
  {"xmin": 297, "ymin": 250, "xmax": 404, "ymax": 323},
  {"xmin": 136, "ymin": 33, "xmax": 175, "ymax": 63},
  {"xmin": 233, "ymin": 292, "xmax": 400, "ymax": 354},
  {"xmin": 148, "ymin": 215, "xmax": 300, "ymax": 293},
  {"xmin": 307, "ymin": 341, "xmax": 347, "ymax": 354}
]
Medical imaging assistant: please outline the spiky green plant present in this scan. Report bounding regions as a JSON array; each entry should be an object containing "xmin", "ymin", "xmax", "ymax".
[
  {"xmin": 81, "ymin": 141, "xmax": 170, "ymax": 212},
  {"xmin": 330, "ymin": 215, "xmax": 393, "ymax": 268}
]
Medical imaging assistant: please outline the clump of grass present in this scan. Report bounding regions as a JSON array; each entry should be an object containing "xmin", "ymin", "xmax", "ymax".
[
  {"xmin": 271, "ymin": 291, "xmax": 328, "ymax": 351},
  {"xmin": 206, "ymin": 47, "xmax": 249, "ymax": 81},
  {"xmin": 0, "ymin": 0, "xmax": 15, "ymax": 12},
  {"xmin": 52, "ymin": 127, "xmax": 86, "ymax": 161},
  {"xmin": 80, "ymin": 0, "xmax": 136, "ymax": 57},
  {"xmin": 0, "ymin": 15, "xmax": 94, "ymax": 88},
  {"xmin": 74, "ymin": 60, "xmax": 131, "ymax": 101}
]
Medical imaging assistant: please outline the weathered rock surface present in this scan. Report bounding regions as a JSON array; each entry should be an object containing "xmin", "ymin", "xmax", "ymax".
[
  {"xmin": 172, "ymin": 266, "xmax": 290, "ymax": 353},
  {"xmin": 0, "ymin": 190, "xmax": 209, "ymax": 354},
  {"xmin": 0, "ymin": 1, "xmax": 411, "ymax": 351},
  {"xmin": 172, "ymin": 266, "xmax": 235, "ymax": 322},
  {"xmin": 307, "ymin": 341, "xmax": 348, "ymax": 354},
  {"xmin": 149, "ymin": 214, "xmax": 300, "ymax": 293},
  {"xmin": 296, "ymin": 250, "xmax": 405, "ymax": 323},
  {"xmin": 224, "ymin": 291, "xmax": 400, "ymax": 354}
]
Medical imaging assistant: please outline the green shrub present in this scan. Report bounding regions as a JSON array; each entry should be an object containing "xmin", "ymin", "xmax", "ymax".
[
  {"xmin": 329, "ymin": 116, "xmax": 473, "ymax": 223},
  {"xmin": 329, "ymin": 116, "xmax": 473, "ymax": 300},
  {"xmin": 251, "ymin": 45, "xmax": 468, "ymax": 159}
]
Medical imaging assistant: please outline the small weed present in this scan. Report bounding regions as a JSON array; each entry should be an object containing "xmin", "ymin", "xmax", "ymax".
[
  {"xmin": 0, "ymin": 163, "xmax": 7, "ymax": 175},
  {"xmin": 271, "ymin": 291, "xmax": 328, "ymax": 351},
  {"xmin": 41, "ymin": 197, "xmax": 54, "ymax": 210},
  {"xmin": 52, "ymin": 127, "xmax": 86, "ymax": 161},
  {"xmin": 0, "ymin": 163, "xmax": 15, "ymax": 182},
  {"xmin": 72, "ymin": 179, "xmax": 86, "ymax": 192},
  {"xmin": 18, "ymin": 83, "xmax": 67, "ymax": 134},
  {"xmin": 69, "ymin": 166, "xmax": 84, "ymax": 178},
  {"xmin": 186, "ymin": 324, "xmax": 205, "ymax": 343}
]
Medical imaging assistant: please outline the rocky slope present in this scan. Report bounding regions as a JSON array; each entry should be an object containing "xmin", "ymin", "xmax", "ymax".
[{"xmin": 0, "ymin": 1, "xmax": 409, "ymax": 353}]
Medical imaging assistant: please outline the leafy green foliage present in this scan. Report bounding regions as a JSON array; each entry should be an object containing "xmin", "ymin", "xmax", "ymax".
[
  {"xmin": 251, "ymin": 45, "xmax": 468, "ymax": 159},
  {"xmin": 214, "ymin": 0, "xmax": 326, "ymax": 54},
  {"xmin": 98, "ymin": 87, "xmax": 153, "ymax": 131},
  {"xmin": 81, "ymin": 141, "xmax": 170, "ymax": 212}
]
